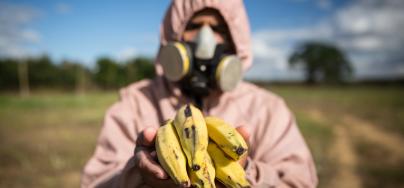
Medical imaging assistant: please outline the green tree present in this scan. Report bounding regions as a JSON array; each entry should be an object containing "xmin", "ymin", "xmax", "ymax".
[
  {"xmin": 0, "ymin": 55, "xmax": 155, "ymax": 91},
  {"xmin": 27, "ymin": 55, "xmax": 59, "ymax": 88},
  {"xmin": 94, "ymin": 57, "xmax": 121, "ymax": 89},
  {"xmin": 126, "ymin": 57, "xmax": 155, "ymax": 83},
  {"xmin": 58, "ymin": 60, "xmax": 90, "ymax": 92},
  {"xmin": 18, "ymin": 59, "xmax": 30, "ymax": 96},
  {"xmin": 0, "ymin": 58, "xmax": 19, "ymax": 90},
  {"xmin": 289, "ymin": 41, "xmax": 353, "ymax": 84},
  {"xmin": 94, "ymin": 57, "xmax": 115, "ymax": 89}
]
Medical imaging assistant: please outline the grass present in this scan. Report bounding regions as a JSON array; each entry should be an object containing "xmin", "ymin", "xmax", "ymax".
[
  {"xmin": 0, "ymin": 92, "xmax": 117, "ymax": 188},
  {"xmin": 354, "ymin": 139, "xmax": 404, "ymax": 188},
  {"xmin": 294, "ymin": 112, "xmax": 335, "ymax": 188},
  {"xmin": 267, "ymin": 85, "xmax": 404, "ymax": 188},
  {"xmin": 0, "ymin": 85, "xmax": 403, "ymax": 187},
  {"xmin": 268, "ymin": 85, "xmax": 404, "ymax": 136}
]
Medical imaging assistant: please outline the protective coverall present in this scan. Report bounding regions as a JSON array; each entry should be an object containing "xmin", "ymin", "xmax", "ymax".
[{"xmin": 81, "ymin": 0, "xmax": 318, "ymax": 187}]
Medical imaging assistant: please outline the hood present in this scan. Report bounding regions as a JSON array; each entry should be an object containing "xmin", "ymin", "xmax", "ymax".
[{"xmin": 155, "ymin": 0, "xmax": 252, "ymax": 76}]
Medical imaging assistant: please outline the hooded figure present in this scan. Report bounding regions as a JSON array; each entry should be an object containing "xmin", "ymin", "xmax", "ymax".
[{"xmin": 81, "ymin": 0, "xmax": 318, "ymax": 187}]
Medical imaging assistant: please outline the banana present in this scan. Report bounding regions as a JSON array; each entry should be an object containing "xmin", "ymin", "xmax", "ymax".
[
  {"xmin": 173, "ymin": 104, "xmax": 208, "ymax": 172},
  {"xmin": 155, "ymin": 120, "xmax": 190, "ymax": 187},
  {"xmin": 205, "ymin": 116, "xmax": 248, "ymax": 160},
  {"xmin": 189, "ymin": 154, "xmax": 216, "ymax": 188},
  {"xmin": 208, "ymin": 141, "xmax": 250, "ymax": 188}
]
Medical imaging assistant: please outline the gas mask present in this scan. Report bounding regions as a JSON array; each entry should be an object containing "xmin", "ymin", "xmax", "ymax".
[{"xmin": 159, "ymin": 25, "xmax": 243, "ymax": 98}]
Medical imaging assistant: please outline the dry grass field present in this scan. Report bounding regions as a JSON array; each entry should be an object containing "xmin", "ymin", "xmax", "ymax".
[{"xmin": 0, "ymin": 85, "xmax": 403, "ymax": 187}]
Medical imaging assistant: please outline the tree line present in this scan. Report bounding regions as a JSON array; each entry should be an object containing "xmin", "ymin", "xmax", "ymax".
[
  {"xmin": 0, "ymin": 55, "xmax": 155, "ymax": 94},
  {"xmin": 1, "ymin": 41, "xmax": 355, "ymax": 95}
]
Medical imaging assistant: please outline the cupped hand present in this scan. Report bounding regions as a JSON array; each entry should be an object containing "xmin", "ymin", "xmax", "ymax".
[
  {"xmin": 134, "ymin": 125, "xmax": 249, "ymax": 188},
  {"xmin": 236, "ymin": 125, "xmax": 250, "ymax": 168},
  {"xmin": 134, "ymin": 127, "xmax": 186, "ymax": 188}
]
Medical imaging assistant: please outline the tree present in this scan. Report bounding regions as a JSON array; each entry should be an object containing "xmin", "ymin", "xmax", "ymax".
[
  {"xmin": 18, "ymin": 59, "xmax": 30, "ymax": 97},
  {"xmin": 58, "ymin": 60, "xmax": 90, "ymax": 93},
  {"xmin": 289, "ymin": 41, "xmax": 353, "ymax": 84},
  {"xmin": 0, "ymin": 58, "xmax": 19, "ymax": 90},
  {"xmin": 94, "ymin": 57, "xmax": 120, "ymax": 89},
  {"xmin": 0, "ymin": 55, "xmax": 155, "ymax": 91},
  {"xmin": 126, "ymin": 57, "xmax": 155, "ymax": 82}
]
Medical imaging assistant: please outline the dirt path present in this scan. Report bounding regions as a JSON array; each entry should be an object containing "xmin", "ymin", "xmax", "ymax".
[
  {"xmin": 307, "ymin": 109, "xmax": 362, "ymax": 188},
  {"xmin": 306, "ymin": 109, "xmax": 404, "ymax": 188},
  {"xmin": 343, "ymin": 116, "xmax": 404, "ymax": 159},
  {"xmin": 328, "ymin": 125, "xmax": 362, "ymax": 188}
]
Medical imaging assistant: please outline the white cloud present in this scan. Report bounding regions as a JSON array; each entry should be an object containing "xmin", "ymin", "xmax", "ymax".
[
  {"xmin": 317, "ymin": 0, "xmax": 332, "ymax": 10},
  {"xmin": 21, "ymin": 29, "xmax": 41, "ymax": 43},
  {"xmin": 117, "ymin": 47, "xmax": 138, "ymax": 61},
  {"xmin": 289, "ymin": 0, "xmax": 333, "ymax": 10},
  {"xmin": 246, "ymin": 0, "xmax": 404, "ymax": 81},
  {"xmin": 55, "ymin": 3, "xmax": 71, "ymax": 14},
  {"xmin": 0, "ymin": 2, "xmax": 41, "ymax": 58}
]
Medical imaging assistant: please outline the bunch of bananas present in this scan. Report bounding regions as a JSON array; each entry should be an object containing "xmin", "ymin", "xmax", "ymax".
[{"xmin": 155, "ymin": 104, "xmax": 250, "ymax": 188}]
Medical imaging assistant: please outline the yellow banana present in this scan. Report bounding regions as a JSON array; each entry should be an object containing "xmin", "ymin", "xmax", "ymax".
[
  {"xmin": 205, "ymin": 116, "xmax": 248, "ymax": 160},
  {"xmin": 155, "ymin": 120, "xmax": 190, "ymax": 187},
  {"xmin": 208, "ymin": 141, "xmax": 250, "ymax": 188},
  {"xmin": 173, "ymin": 104, "xmax": 208, "ymax": 172},
  {"xmin": 189, "ymin": 154, "xmax": 216, "ymax": 188}
]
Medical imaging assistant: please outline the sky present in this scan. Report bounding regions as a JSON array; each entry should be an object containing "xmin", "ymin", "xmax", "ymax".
[{"xmin": 1, "ymin": 0, "xmax": 404, "ymax": 81}]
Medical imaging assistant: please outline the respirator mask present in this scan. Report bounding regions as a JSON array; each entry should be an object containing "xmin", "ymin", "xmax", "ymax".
[{"xmin": 159, "ymin": 25, "xmax": 243, "ymax": 98}]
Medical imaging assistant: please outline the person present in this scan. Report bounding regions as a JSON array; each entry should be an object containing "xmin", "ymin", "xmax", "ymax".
[{"xmin": 81, "ymin": 0, "xmax": 318, "ymax": 187}]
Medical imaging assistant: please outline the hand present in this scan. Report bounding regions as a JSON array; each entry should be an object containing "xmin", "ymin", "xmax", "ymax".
[
  {"xmin": 134, "ymin": 126, "xmax": 249, "ymax": 188},
  {"xmin": 134, "ymin": 128, "xmax": 182, "ymax": 188},
  {"xmin": 236, "ymin": 125, "xmax": 250, "ymax": 168}
]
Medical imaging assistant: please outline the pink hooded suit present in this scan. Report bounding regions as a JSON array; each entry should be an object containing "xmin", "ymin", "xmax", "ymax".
[{"xmin": 81, "ymin": 0, "xmax": 318, "ymax": 187}]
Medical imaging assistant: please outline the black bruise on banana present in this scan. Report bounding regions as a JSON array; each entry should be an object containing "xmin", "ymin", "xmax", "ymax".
[
  {"xmin": 191, "ymin": 162, "xmax": 213, "ymax": 186},
  {"xmin": 191, "ymin": 124, "xmax": 200, "ymax": 171},
  {"xmin": 191, "ymin": 125, "xmax": 196, "ymax": 146},
  {"xmin": 183, "ymin": 105, "xmax": 202, "ymax": 172},
  {"xmin": 184, "ymin": 106, "xmax": 195, "ymax": 169},
  {"xmin": 184, "ymin": 127, "xmax": 190, "ymax": 138},
  {"xmin": 235, "ymin": 146, "xmax": 246, "ymax": 156},
  {"xmin": 184, "ymin": 104, "xmax": 192, "ymax": 117},
  {"xmin": 192, "ymin": 165, "xmax": 201, "ymax": 171},
  {"xmin": 172, "ymin": 150, "xmax": 179, "ymax": 159}
]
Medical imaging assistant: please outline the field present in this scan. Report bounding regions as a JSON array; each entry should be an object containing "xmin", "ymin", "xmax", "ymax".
[{"xmin": 0, "ymin": 86, "xmax": 403, "ymax": 188}]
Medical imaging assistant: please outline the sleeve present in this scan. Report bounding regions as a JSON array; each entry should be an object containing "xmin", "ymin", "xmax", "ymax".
[
  {"xmin": 80, "ymin": 93, "xmax": 147, "ymax": 188},
  {"xmin": 244, "ymin": 98, "xmax": 318, "ymax": 188}
]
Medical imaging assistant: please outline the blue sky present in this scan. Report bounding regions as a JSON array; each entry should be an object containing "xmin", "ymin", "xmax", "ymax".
[{"xmin": 1, "ymin": 0, "xmax": 403, "ymax": 80}]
